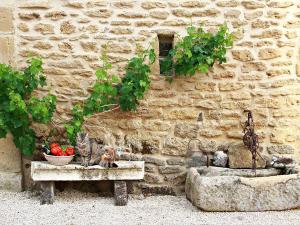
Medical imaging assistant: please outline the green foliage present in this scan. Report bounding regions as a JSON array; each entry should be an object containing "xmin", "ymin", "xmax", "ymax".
[
  {"xmin": 119, "ymin": 48, "xmax": 155, "ymax": 111},
  {"xmin": 65, "ymin": 104, "xmax": 84, "ymax": 146},
  {"xmin": 65, "ymin": 47, "xmax": 156, "ymax": 145},
  {"xmin": 28, "ymin": 95, "xmax": 56, "ymax": 123},
  {"xmin": 161, "ymin": 24, "xmax": 233, "ymax": 78},
  {"xmin": 84, "ymin": 53, "xmax": 120, "ymax": 115},
  {"xmin": 0, "ymin": 58, "xmax": 56, "ymax": 155}
]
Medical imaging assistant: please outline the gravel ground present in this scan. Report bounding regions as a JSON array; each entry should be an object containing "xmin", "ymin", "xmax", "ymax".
[{"xmin": 0, "ymin": 190, "xmax": 299, "ymax": 225}]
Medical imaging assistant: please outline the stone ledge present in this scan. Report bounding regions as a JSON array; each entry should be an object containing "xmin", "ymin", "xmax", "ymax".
[
  {"xmin": 0, "ymin": 171, "xmax": 22, "ymax": 192},
  {"xmin": 31, "ymin": 161, "xmax": 145, "ymax": 181}
]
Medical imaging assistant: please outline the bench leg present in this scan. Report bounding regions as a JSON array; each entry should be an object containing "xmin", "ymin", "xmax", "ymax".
[
  {"xmin": 114, "ymin": 181, "xmax": 128, "ymax": 206},
  {"xmin": 40, "ymin": 181, "xmax": 55, "ymax": 205}
]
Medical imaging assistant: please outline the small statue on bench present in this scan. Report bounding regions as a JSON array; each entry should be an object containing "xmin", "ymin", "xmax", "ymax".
[{"xmin": 76, "ymin": 132, "xmax": 121, "ymax": 168}]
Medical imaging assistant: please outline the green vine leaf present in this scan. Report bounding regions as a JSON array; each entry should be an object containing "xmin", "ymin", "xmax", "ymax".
[{"xmin": 161, "ymin": 24, "xmax": 233, "ymax": 78}]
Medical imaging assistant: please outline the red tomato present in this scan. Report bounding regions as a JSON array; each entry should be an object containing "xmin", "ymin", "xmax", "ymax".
[
  {"xmin": 56, "ymin": 147, "xmax": 63, "ymax": 156},
  {"xmin": 66, "ymin": 147, "xmax": 75, "ymax": 156},
  {"xmin": 62, "ymin": 152, "xmax": 69, "ymax": 156},
  {"xmin": 50, "ymin": 143, "xmax": 59, "ymax": 149},
  {"xmin": 50, "ymin": 146, "xmax": 59, "ymax": 156}
]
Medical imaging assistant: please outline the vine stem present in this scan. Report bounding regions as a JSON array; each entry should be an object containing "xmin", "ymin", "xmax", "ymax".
[
  {"xmin": 88, "ymin": 105, "xmax": 120, "ymax": 118},
  {"xmin": 50, "ymin": 104, "xmax": 120, "ymax": 127}
]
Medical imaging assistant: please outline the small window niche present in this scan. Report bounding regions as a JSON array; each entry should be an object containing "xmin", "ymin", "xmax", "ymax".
[{"xmin": 158, "ymin": 34, "xmax": 174, "ymax": 76}]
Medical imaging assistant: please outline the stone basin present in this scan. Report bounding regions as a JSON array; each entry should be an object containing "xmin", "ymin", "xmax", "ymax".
[{"xmin": 185, "ymin": 166, "xmax": 300, "ymax": 212}]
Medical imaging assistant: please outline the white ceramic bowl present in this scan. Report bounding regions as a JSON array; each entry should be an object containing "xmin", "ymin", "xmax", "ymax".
[{"xmin": 43, "ymin": 153, "xmax": 74, "ymax": 166}]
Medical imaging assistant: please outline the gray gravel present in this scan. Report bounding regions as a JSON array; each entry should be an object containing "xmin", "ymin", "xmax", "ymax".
[{"xmin": 0, "ymin": 190, "xmax": 299, "ymax": 225}]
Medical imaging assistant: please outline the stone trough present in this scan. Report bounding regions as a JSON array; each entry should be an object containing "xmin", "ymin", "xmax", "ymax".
[
  {"xmin": 185, "ymin": 166, "xmax": 300, "ymax": 211},
  {"xmin": 31, "ymin": 161, "xmax": 144, "ymax": 205}
]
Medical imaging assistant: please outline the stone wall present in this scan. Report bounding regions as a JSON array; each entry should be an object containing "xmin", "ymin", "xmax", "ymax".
[
  {"xmin": 0, "ymin": 0, "xmax": 22, "ymax": 192},
  {"xmin": 6, "ymin": 0, "xmax": 300, "ymax": 193}
]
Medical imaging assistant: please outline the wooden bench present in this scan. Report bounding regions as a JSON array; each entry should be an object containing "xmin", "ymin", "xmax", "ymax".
[{"xmin": 31, "ymin": 161, "xmax": 144, "ymax": 206}]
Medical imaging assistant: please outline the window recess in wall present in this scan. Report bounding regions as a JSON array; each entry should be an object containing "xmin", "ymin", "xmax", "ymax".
[{"xmin": 158, "ymin": 34, "xmax": 174, "ymax": 76}]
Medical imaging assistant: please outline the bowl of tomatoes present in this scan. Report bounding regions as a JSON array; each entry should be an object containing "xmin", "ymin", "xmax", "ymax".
[{"xmin": 42, "ymin": 143, "xmax": 75, "ymax": 166}]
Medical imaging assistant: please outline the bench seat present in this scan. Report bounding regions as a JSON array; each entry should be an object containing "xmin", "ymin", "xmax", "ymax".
[{"xmin": 31, "ymin": 161, "xmax": 145, "ymax": 205}]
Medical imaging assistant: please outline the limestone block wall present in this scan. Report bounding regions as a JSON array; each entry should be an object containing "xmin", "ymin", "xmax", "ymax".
[
  {"xmin": 8, "ymin": 0, "xmax": 300, "ymax": 193},
  {"xmin": 0, "ymin": 0, "xmax": 22, "ymax": 192}
]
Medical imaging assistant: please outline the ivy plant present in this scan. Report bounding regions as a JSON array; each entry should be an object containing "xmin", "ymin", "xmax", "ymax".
[
  {"xmin": 0, "ymin": 58, "xmax": 56, "ymax": 155},
  {"xmin": 65, "ymin": 47, "xmax": 155, "ymax": 145},
  {"xmin": 161, "ymin": 24, "xmax": 233, "ymax": 79}
]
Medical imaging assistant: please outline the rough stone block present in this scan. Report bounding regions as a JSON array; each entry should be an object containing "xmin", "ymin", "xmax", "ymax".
[
  {"xmin": 141, "ymin": 2, "xmax": 166, "ymax": 9},
  {"xmin": 216, "ymin": 0, "xmax": 239, "ymax": 7},
  {"xmin": 18, "ymin": 12, "xmax": 40, "ymax": 20},
  {"xmin": 0, "ymin": 171, "xmax": 22, "ymax": 192},
  {"xmin": 228, "ymin": 143, "xmax": 266, "ymax": 169},
  {"xmin": 241, "ymin": 1, "xmax": 265, "ymax": 9},
  {"xmin": 85, "ymin": 9, "xmax": 113, "ymax": 18},
  {"xmin": 174, "ymin": 123, "xmax": 199, "ymax": 139},
  {"xmin": 163, "ymin": 137, "xmax": 188, "ymax": 156},
  {"xmin": 258, "ymin": 48, "xmax": 281, "ymax": 60},
  {"xmin": 143, "ymin": 155, "xmax": 166, "ymax": 166},
  {"xmin": 213, "ymin": 151, "xmax": 228, "ymax": 167},
  {"xmin": 0, "ymin": 134, "xmax": 21, "ymax": 173},
  {"xmin": 158, "ymin": 165, "xmax": 183, "ymax": 174},
  {"xmin": 34, "ymin": 23, "xmax": 54, "ymax": 34},
  {"xmin": 231, "ymin": 50, "xmax": 254, "ymax": 62},
  {"xmin": 150, "ymin": 10, "xmax": 169, "ymax": 19},
  {"xmin": 17, "ymin": 23, "xmax": 29, "ymax": 32}
]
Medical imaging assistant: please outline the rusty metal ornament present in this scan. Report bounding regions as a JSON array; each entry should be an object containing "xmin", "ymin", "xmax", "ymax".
[{"xmin": 242, "ymin": 110, "xmax": 260, "ymax": 172}]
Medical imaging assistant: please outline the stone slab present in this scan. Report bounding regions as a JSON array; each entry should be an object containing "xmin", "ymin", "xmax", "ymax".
[
  {"xmin": 0, "ymin": 133, "xmax": 21, "ymax": 173},
  {"xmin": 0, "ymin": 171, "xmax": 22, "ymax": 192},
  {"xmin": 31, "ymin": 161, "xmax": 144, "ymax": 181},
  {"xmin": 186, "ymin": 167, "xmax": 300, "ymax": 211},
  {"xmin": 0, "ymin": 36, "xmax": 14, "ymax": 65},
  {"xmin": 0, "ymin": 7, "xmax": 13, "ymax": 32}
]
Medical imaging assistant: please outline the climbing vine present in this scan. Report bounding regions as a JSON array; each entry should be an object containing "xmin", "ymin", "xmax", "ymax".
[
  {"xmin": 64, "ymin": 25, "xmax": 233, "ymax": 145},
  {"xmin": 0, "ymin": 58, "xmax": 56, "ymax": 155},
  {"xmin": 161, "ymin": 24, "xmax": 233, "ymax": 79},
  {"xmin": 0, "ymin": 24, "xmax": 233, "ymax": 154},
  {"xmin": 65, "ymin": 47, "xmax": 156, "ymax": 145}
]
